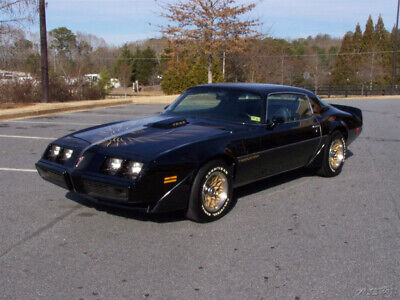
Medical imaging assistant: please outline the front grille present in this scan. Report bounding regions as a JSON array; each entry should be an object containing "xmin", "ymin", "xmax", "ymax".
[{"xmin": 82, "ymin": 179, "xmax": 129, "ymax": 202}]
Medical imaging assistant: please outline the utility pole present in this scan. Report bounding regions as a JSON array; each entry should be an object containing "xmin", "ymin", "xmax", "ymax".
[
  {"xmin": 222, "ymin": 51, "xmax": 226, "ymax": 80},
  {"xmin": 393, "ymin": 0, "xmax": 400, "ymax": 94},
  {"xmin": 39, "ymin": 0, "xmax": 49, "ymax": 103},
  {"xmin": 370, "ymin": 52, "xmax": 375, "ymax": 91},
  {"xmin": 315, "ymin": 55, "xmax": 319, "ymax": 94}
]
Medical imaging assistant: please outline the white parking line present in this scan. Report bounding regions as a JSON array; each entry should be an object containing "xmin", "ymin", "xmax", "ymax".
[
  {"xmin": 7, "ymin": 120, "xmax": 98, "ymax": 126},
  {"xmin": 63, "ymin": 112, "xmax": 121, "ymax": 117},
  {"xmin": 64, "ymin": 112, "xmax": 154, "ymax": 118},
  {"xmin": 0, "ymin": 168, "xmax": 36, "ymax": 172},
  {"xmin": 0, "ymin": 134, "xmax": 55, "ymax": 140}
]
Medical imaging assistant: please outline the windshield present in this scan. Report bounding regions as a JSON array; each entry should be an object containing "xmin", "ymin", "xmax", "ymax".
[{"xmin": 166, "ymin": 88, "xmax": 264, "ymax": 124}]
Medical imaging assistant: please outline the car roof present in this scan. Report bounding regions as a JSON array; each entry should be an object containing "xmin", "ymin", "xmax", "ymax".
[{"xmin": 193, "ymin": 83, "xmax": 314, "ymax": 96}]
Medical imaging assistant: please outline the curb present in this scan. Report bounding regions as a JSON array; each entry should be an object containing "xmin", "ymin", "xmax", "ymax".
[
  {"xmin": 0, "ymin": 95, "xmax": 179, "ymax": 122},
  {"xmin": 0, "ymin": 99, "xmax": 133, "ymax": 121}
]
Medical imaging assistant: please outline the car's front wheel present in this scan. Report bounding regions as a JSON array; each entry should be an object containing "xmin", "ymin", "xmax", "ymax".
[
  {"xmin": 318, "ymin": 131, "xmax": 346, "ymax": 177},
  {"xmin": 186, "ymin": 160, "xmax": 233, "ymax": 222}
]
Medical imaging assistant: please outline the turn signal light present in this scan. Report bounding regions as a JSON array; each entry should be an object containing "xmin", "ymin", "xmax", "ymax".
[{"xmin": 164, "ymin": 176, "xmax": 177, "ymax": 184}]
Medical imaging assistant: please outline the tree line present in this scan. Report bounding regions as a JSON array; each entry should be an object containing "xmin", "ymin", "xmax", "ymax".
[
  {"xmin": 331, "ymin": 15, "xmax": 397, "ymax": 89},
  {"xmin": 160, "ymin": 14, "xmax": 399, "ymax": 94},
  {"xmin": 0, "ymin": 0, "xmax": 399, "ymax": 98}
]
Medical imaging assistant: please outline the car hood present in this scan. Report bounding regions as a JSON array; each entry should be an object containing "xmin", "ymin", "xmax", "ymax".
[{"xmin": 71, "ymin": 115, "xmax": 231, "ymax": 160}]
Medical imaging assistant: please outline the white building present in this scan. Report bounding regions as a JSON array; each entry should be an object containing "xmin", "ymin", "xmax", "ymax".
[
  {"xmin": 84, "ymin": 74, "xmax": 121, "ymax": 89},
  {"xmin": 0, "ymin": 70, "xmax": 33, "ymax": 82}
]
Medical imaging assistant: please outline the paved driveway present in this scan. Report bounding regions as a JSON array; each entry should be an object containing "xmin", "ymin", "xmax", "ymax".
[{"xmin": 0, "ymin": 99, "xmax": 399, "ymax": 299}]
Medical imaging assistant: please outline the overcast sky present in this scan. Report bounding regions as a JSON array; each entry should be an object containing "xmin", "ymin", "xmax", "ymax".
[{"xmin": 41, "ymin": 0, "xmax": 398, "ymax": 45}]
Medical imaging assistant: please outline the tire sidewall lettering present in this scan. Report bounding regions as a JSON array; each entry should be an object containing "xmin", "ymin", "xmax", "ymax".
[
  {"xmin": 329, "ymin": 135, "xmax": 346, "ymax": 173},
  {"xmin": 200, "ymin": 166, "xmax": 230, "ymax": 217}
]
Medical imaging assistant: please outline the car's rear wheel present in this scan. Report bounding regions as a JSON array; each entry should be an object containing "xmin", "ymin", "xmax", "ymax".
[
  {"xmin": 318, "ymin": 131, "xmax": 346, "ymax": 177},
  {"xmin": 186, "ymin": 160, "xmax": 233, "ymax": 222}
]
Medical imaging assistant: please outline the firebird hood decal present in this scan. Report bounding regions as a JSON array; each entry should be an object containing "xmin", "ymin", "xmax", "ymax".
[
  {"xmin": 71, "ymin": 115, "xmax": 230, "ymax": 158},
  {"xmin": 72, "ymin": 116, "xmax": 163, "ymax": 144}
]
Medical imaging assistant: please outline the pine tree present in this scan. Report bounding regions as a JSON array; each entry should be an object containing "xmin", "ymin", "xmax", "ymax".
[
  {"xmin": 375, "ymin": 15, "xmax": 390, "ymax": 50},
  {"xmin": 98, "ymin": 67, "xmax": 112, "ymax": 93},
  {"xmin": 160, "ymin": 51, "xmax": 224, "ymax": 94},
  {"xmin": 331, "ymin": 32, "xmax": 354, "ymax": 85},
  {"xmin": 391, "ymin": 26, "xmax": 400, "ymax": 85},
  {"xmin": 132, "ymin": 47, "xmax": 158, "ymax": 85},
  {"xmin": 352, "ymin": 23, "xmax": 363, "ymax": 84},
  {"xmin": 360, "ymin": 16, "xmax": 376, "ymax": 88},
  {"xmin": 49, "ymin": 27, "xmax": 77, "ymax": 57},
  {"xmin": 353, "ymin": 24, "xmax": 363, "ymax": 51},
  {"xmin": 374, "ymin": 15, "xmax": 391, "ymax": 84},
  {"xmin": 362, "ymin": 16, "xmax": 375, "ymax": 52},
  {"xmin": 113, "ymin": 44, "xmax": 134, "ymax": 96}
]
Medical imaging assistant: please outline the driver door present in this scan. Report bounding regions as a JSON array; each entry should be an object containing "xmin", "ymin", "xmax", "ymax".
[{"xmin": 258, "ymin": 93, "xmax": 321, "ymax": 177}]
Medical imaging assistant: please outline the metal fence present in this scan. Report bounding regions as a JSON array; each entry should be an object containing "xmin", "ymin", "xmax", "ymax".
[{"xmin": 301, "ymin": 85, "xmax": 400, "ymax": 98}]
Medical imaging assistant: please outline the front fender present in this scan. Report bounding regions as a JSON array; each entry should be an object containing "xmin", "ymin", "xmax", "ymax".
[{"xmin": 146, "ymin": 136, "xmax": 235, "ymax": 212}]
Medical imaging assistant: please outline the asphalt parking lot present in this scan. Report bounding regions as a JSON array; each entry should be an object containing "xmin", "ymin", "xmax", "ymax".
[{"xmin": 0, "ymin": 98, "xmax": 399, "ymax": 299}]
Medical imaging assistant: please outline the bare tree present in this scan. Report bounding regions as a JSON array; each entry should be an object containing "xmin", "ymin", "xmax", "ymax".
[
  {"xmin": 76, "ymin": 32, "xmax": 107, "ymax": 51},
  {"xmin": 116, "ymin": 62, "xmax": 132, "ymax": 98},
  {"xmin": 157, "ymin": 0, "xmax": 261, "ymax": 83},
  {"xmin": 0, "ymin": 0, "xmax": 36, "ymax": 35}
]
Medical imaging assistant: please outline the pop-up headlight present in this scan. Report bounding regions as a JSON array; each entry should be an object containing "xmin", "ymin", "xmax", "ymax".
[
  {"xmin": 47, "ymin": 145, "xmax": 61, "ymax": 160},
  {"xmin": 102, "ymin": 158, "xmax": 143, "ymax": 178},
  {"xmin": 63, "ymin": 149, "xmax": 74, "ymax": 160},
  {"xmin": 103, "ymin": 158, "xmax": 123, "ymax": 175},
  {"xmin": 125, "ymin": 161, "xmax": 143, "ymax": 177},
  {"xmin": 52, "ymin": 145, "xmax": 61, "ymax": 156},
  {"xmin": 46, "ymin": 145, "xmax": 75, "ymax": 164}
]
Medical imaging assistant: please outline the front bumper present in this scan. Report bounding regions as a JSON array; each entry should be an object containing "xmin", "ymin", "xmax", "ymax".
[
  {"xmin": 36, "ymin": 163, "xmax": 72, "ymax": 190},
  {"xmin": 35, "ymin": 159, "xmax": 192, "ymax": 213}
]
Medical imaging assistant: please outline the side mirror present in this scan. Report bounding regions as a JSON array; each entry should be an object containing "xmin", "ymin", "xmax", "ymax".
[
  {"xmin": 164, "ymin": 105, "xmax": 169, "ymax": 110},
  {"xmin": 320, "ymin": 106, "xmax": 329, "ymax": 113},
  {"xmin": 266, "ymin": 120, "xmax": 275, "ymax": 129},
  {"xmin": 266, "ymin": 117, "xmax": 285, "ymax": 130},
  {"xmin": 273, "ymin": 117, "xmax": 285, "ymax": 124}
]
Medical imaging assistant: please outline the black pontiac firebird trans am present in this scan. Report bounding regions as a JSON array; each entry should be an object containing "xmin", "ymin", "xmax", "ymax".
[{"xmin": 36, "ymin": 84, "xmax": 363, "ymax": 222}]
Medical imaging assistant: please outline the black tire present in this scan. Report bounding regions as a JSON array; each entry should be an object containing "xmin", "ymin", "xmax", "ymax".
[
  {"xmin": 186, "ymin": 160, "xmax": 233, "ymax": 222},
  {"xmin": 318, "ymin": 131, "xmax": 347, "ymax": 177}
]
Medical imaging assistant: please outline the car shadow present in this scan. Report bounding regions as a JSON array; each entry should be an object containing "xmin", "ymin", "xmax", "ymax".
[
  {"xmin": 229, "ymin": 167, "xmax": 315, "ymax": 211},
  {"xmin": 347, "ymin": 149, "xmax": 354, "ymax": 159},
  {"xmin": 65, "ymin": 152, "xmax": 354, "ymax": 223},
  {"xmin": 231, "ymin": 150, "xmax": 354, "ymax": 206}
]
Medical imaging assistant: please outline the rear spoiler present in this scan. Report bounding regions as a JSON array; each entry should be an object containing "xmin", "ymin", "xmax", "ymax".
[{"xmin": 331, "ymin": 104, "xmax": 363, "ymax": 124}]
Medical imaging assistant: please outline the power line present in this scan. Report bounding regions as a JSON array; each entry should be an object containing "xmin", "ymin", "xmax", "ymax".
[{"xmin": 0, "ymin": 50, "xmax": 397, "ymax": 63}]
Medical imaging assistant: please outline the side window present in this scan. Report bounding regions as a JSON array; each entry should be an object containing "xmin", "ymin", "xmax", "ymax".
[
  {"xmin": 267, "ymin": 93, "xmax": 313, "ymax": 123},
  {"xmin": 309, "ymin": 96, "xmax": 324, "ymax": 115},
  {"xmin": 236, "ymin": 92, "xmax": 264, "ymax": 123}
]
